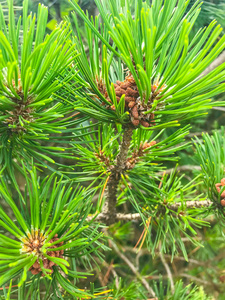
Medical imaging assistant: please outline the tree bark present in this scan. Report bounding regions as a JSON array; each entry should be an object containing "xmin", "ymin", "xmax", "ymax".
[{"xmin": 104, "ymin": 124, "xmax": 133, "ymax": 225}]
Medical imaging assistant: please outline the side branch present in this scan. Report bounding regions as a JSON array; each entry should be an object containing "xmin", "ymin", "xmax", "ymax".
[
  {"xmin": 201, "ymin": 50, "xmax": 225, "ymax": 77},
  {"xmin": 95, "ymin": 200, "xmax": 213, "ymax": 222},
  {"xmin": 104, "ymin": 124, "xmax": 134, "ymax": 224},
  {"xmin": 168, "ymin": 199, "xmax": 212, "ymax": 211},
  {"xmin": 110, "ymin": 241, "xmax": 156, "ymax": 297}
]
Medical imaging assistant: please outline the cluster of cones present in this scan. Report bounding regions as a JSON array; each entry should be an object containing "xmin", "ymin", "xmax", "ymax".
[
  {"xmin": 97, "ymin": 74, "xmax": 164, "ymax": 127},
  {"xmin": 22, "ymin": 231, "xmax": 64, "ymax": 276},
  {"xmin": 215, "ymin": 178, "xmax": 225, "ymax": 206},
  {"xmin": 126, "ymin": 141, "xmax": 156, "ymax": 169}
]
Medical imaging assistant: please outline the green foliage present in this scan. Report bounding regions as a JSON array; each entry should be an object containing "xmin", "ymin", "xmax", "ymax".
[
  {"xmin": 68, "ymin": 0, "xmax": 225, "ymax": 129},
  {"xmin": 0, "ymin": 0, "xmax": 84, "ymax": 171},
  {"xmin": 0, "ymin": 164, "xmax": 106, "ymax": 298},
  {"xmin": 153, "ymin": 279, "xmax": 211, "ymax": 299},
  {"xmin": 0, "ymin": 0, "xmax": 225, "ymax": 298},
  {"xmin": 195, "ymin": 128, "xmax": 225, "ymax": 208}
]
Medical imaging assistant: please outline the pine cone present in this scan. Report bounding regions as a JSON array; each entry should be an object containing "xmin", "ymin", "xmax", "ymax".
[{"xmin": 96, "ymin": 73, "xmax": 165, "ymax": 127}]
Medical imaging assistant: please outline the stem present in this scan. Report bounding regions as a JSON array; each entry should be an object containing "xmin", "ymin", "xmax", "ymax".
[
  {"xmin": 201, "ymin": 50, "xmax": 225, "ymax": 77},
  {"xmin": 159, "ymin": 251, "xmax": 174, "ymax": 294},
  {"xmin": 93, "ymin": 200, "xmax": 213, "ymax": 222},
  {"xmin": 110, "ymin": 240, "xmax": 156, "ymax": 297},
  {"xmin": 104, "ymin": 124, "xmax": 134, "ymax": 225}
]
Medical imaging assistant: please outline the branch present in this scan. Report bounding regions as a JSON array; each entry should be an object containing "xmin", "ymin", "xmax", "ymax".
[
  {"xmin": 212, "ymin": 107, "xmax": 225, "ymax": 112},
  {"xmin": 104, "ymin": 124, "xmax": 134, "ymax": 224},
  {"xmin": 159, "ymin": 252, "xmax": 174, "ymax": 294},
  {"xmin": 93, "ymin": 200, "xmax": 213, "ymax": 222},
  {"xmin": 168, "ymin": 199, "xmax": 212, "ymax": 210},
  {"xmin": 201, "ymin": 50, "xmax": 225, "ymax": 77},
  {"xmin": 156, "ymin": 165, "xmax": 201, "ymax": 176},
  {"xmin": 110, "ymin": 241, "xmax": 156, "ymax": 298}
]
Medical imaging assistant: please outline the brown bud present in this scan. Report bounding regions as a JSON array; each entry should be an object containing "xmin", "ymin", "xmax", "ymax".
[
  {"xmin": 120, "ymin": 82, "xmax": 131, "ymax": 89},
  {"xmin": 131, "ymin": 119, "xmax": 139, "ymax": 126},
  {"xmin": 128, "ymin": 101, "xmax": 136, "ymax": 108},
  {"xmin": 31, "ymin": 268, "xmax": 40, "ymax": 275},
  {"xmin": 221, "ymin": 199, "xmax": 225, "ymax": 206},
  {"xmin": 115, "ymin": 91, "xmax": 122, "ymax": 97},
  {"xmin": 43, "ymin": 259, "xmax": 49, "ymax": 268},
  {"xmin": 221, "ymin": 178, "xmax": 225, "ymax": 186},
  {"xmin": 49, "ymin": 261, "xmax": 55, "ymax": 267},
  {"xmin": 131, "ymin": 105, "xmax": 139, "ymax": 119},
  {"xmin": 216, "ymin": 186, "xmax": 221, "ymax": 193},
  {"xmin": 140, "ymin": 120, "xmax": 150, "ymax": 127},
  {"xmin": 142, "ymin": 143, "xmax": 149, "ymax": 149},
  {"xmin": 126, "ymin": 87, "xmax": 139, "ymax": 97},
  {"xmin": 116, "ymin": 89, "xmax": 126, "ymax": 97},
  {"xmin": 33, "ymin": 261, "xmax": 40, "ymax": 269},
  {"xmin": 125, "ymin": 96, "xmax": 135, "ymax": 103},
  {"xmin": 149, "ymin": 141, "xmax": 156, "ymax": 146},
  {"xmin": 126, "ymin": 76, "xmax": 136, "ymax": 84}
]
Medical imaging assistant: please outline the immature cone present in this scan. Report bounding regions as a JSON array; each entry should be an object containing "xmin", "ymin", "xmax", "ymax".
[
  {"xmin": 215, "ymin": 178, "xmax": 225, "ymax": 201},
  {"xmin": 22, "ymin": 231, "xmax": 64, "ymax": 276}
]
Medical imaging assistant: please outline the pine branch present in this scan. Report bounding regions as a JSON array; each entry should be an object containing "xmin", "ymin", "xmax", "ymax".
[
  {"xmin": 201, "ymin": 50, "xmax": 225, "ymax": 76},
  {"xmin": 167, "ymin": 199, "xmax": 213, "ymax": 210},
  {"xmin": 104, "ymin": 124, "xmax": 134, "ymax": 224},
  {"xmin": 159, "ymin": 251, "xmax": 174, "ymax": 294},
  {"xmin": 110, "ymin": 240, "xmax": 156, "ymax": 298},
  {"xmin": 94, "ymin": 200, "xmax": 213, "ymax": 222},
  {"xmin": 157, "ymin": 165, "xmax": 201, "ymax": 176}
]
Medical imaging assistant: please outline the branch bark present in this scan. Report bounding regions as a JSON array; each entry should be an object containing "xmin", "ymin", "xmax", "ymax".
[
  {"xmin": 156, "ymin": 165, "xmax": 201, "ymax": 176},
  {"xmin": 93, "ymin": 199, "xmax": 213, "ymax": 222},
  {"xmin": 168, "ymin": 199, "xmax": 212, "ymax": 210},
  {"xmin": 201, "ymin": 50, "xmax": 225, "ymax": 77},
  {"xmin": 104, "ymin": 124, "xmax": 133, "ymax": 225}
]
